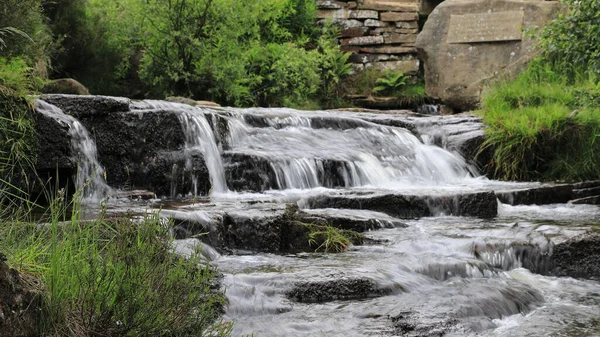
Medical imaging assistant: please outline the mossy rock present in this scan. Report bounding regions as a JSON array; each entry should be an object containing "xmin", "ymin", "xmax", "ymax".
[{"xmin": 41, "ymin": 78, "xmax": 90, "ymax": 95}]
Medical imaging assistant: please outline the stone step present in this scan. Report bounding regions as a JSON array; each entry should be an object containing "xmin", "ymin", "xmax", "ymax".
[
  {"xmin": 307, "ymin": 191, "xmax": 498, "ymax": 219},
  {"xmin": 570, "ymin": 195, "xmax": 600, "ymax": 205},
  {"xmin": 573, "ymin": 186, "xmax": 600, "ymax": 199},
  {"xmin": 571, "ymin": 180, "xmax": 600, "ymax": 189},
  {"xmin": 495, "ymin": 185, "xmax": 573, "ymax": 205},
  {"xmin": 167, "ymin": 206, "xmax": 408, "ymax": 253}
]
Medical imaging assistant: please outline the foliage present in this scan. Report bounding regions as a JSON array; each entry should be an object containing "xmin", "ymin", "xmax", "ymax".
[
  {"xmin": 478, "ymin": 61, "xmax": 600, "ymax": 181},
  {"xmin": 246, "ymin": 43, "xmax": 321, "ymax": 107},
  {"xmin": 538, "ymin": 0, "xmax": 600, "ymax": 80},
  {"xmin": 43, "ymin": 0, "xmax": 136, "ymax": 95},
  {"xmin": 0, "ymin": 27, "xmax": 33, "ymax": 51},
  {"xmin": 0, "ymin": 0, "xmax": 52, "ymax": 68},
  {"xmin": 373, "ymin": 71, "xmax": 408, "ymax": 95},
  {"xmin": 0, "ymin": 59, "xmax": 38, "ymax": 215},
  {"xmin": 0, "ymin": 199, "xmax": 230, "ymax": 337},
  {"xmin": 315, "ymin": 24, "xmax": 353, "ymax": 108}
]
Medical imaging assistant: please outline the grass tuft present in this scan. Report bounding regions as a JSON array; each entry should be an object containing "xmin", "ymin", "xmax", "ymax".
[{"xmin": 478, "ymin": 60, "xmax": 600, "ymax": 181}]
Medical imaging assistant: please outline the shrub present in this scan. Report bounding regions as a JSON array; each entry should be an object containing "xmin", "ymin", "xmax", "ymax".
[
  {"xmin": 539, "ymin": 0, "xmax": 600, "ymax": 80},
  {"xmin": 0, "ymin": 59, "xmax": 38, "ymax": 214}
]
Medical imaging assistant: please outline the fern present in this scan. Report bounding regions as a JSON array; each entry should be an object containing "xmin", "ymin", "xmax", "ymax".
[
  {"xmin": 373, "ymin": 70, "xmax": 408, "ymax": 95},
  {"xmin": 0, "ymin": 27, "xmax": 33, "ymax": 50}
]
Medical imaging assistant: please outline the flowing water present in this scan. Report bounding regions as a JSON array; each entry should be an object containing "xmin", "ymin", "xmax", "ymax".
[
  {"xmin": 35, "ymin": 99, "xmax": 600, "ymax": 336},
  {"xmin": 35, "ymin": 100, "xmax": 112, "ymax": 202}
]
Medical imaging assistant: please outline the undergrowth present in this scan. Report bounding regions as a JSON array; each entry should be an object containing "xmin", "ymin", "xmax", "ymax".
[
  {"xmin": 0, "ymin": 193, "xmax": 231, "ymax": 337},
  {"xmin": 478, "ymin": 61, "xmax": 600, "ymax": 181}
]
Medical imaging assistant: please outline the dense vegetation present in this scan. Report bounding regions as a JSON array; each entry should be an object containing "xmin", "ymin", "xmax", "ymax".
[
  {"xmin": 0, "ymin": 0, "xmax": 354, "ymax": 109},
  {"xmin": 478, "ymin": 0, "xmax": 600, "ymax": 182}
]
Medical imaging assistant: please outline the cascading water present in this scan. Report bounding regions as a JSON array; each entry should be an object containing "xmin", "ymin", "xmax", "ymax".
[
  {"xmin": 130, "ymin": 100, "xmax": 228, "ymax": 195},
  {"xmin": 221, "ymin": 108, "xmax": 478, "ymax": 191},
  {"xmin": 34, "ymin": 95, "xmax": 600, "ymax": 337},
  {"xmin": 35, "ymin": 100, "xmax": 112, "ymax": 202}
]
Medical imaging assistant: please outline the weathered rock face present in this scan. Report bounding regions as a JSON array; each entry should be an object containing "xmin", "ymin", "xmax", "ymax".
[
  {"xmin": 0, "ymin": 258, "xmax": 41, "ymax": 337},
  {"xmin": 416, "ymin": 0, "xmax": 562, "ymax": 111},
  {"xmin": 36, "ymin": 95, "xmax": 210, "ymax": 197}
]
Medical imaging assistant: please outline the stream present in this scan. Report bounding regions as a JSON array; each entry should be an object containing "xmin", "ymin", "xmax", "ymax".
[{"xmin": 35, "ymin": 96, "xmax": 600, "ymax": 336}]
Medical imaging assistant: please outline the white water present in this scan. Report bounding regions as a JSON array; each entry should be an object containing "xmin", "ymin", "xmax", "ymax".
[
  {"xmin": 35, "ymin": 101, "xmax": 112, "ymax": 202},
  {"xmin": 222, "ymin": 108, "xmax": 478, "ymax": 191},
  {"xmin": 130, "ymin": 100, "xmax": 228, "ymax": 195}
]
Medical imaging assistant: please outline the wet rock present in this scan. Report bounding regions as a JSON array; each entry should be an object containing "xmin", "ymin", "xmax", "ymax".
[
  {"xmin": 33, "ymin": 111, "xmax": 76, "ymax": 197},
  {"xmin": 496, "ymin": 184, "xmax": 573, "ymax": 205},
  {"xmin": 550, "ymin": 233, "xmax": 600, "ymax": 280},
  {"xmin": 34, "ymin": 96, "xmax": 211, "ymax": 197},
  {"xmin": 223, "ymin": 152, "xmax": 366, "ymax": 192},
  {"xmin": 0, "ymin": 259, "xmax": 41, "ymax": 337},
  {"xmin": 40, "ymin": 94, "xmax": 130, "ymax": 116},
  {"xmin": 307, "ymin": 191, "xmax": 498, "ymax": 219},
  {"xmin": 41, "ymin": 78, "xmax": 90, "ymax": 95},
  {"xmin": 573, "ymin": 186, "xmax": 600, "ymax": 199},
  {"xmin": 302, "ymin": 209, "xmax": 407, "ymax": 232},
  {"xmin": 570, "ymin": 196, "xmax": 600, "ymax": 205},
  {"xmin": 219, "ymin": 211, "xmax": 284, "ymax": 252},
  {"xmin": 286, "ymin": 277, "xmax": 394, "ymax": 303},
  {"xmin": 389, "ymin": 279, "xmax": 543, "ymax": 336},
  {"xmin": 473, "ymin": 243, "xmax": 553, "ymax": 275},
  {"xmin": 223, "ymin": 152, "xmax": 276, "ymax": 192},
  {"xmin": 114, "ymin": 189, "xmax": 156, "ymax": 200}
]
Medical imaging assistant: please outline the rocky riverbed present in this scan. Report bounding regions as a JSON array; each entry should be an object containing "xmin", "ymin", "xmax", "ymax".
[{"xmin": 26, "ymin": 95, "xmax": 600, "ymax": 336}]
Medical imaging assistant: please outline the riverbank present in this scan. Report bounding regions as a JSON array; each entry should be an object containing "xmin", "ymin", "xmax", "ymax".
[{"xmin": 477, "ymin": 61, "xmax": 600, "ymax": 182}]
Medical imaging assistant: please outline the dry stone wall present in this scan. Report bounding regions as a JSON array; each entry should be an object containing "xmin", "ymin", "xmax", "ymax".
[{"xmin": 316, "ymin": 0, "xmax": 423, "ymax": 74}]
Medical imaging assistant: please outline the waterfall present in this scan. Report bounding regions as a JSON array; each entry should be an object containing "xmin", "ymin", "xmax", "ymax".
[
  {"xmin": 35, "ymin": 101, "xmax": 112, "ymax": 202},
  {"xmin": 222, "ymin": 109, "xmax": 477, "ymax": 190},
  {"xmin": 131, "ymin": 100, "xmax": 228, "ymax": 195}
]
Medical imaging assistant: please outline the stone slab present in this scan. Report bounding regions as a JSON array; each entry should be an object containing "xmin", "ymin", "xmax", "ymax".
[
  {"xmin": 380, "ymin": 11, "xmax": 419, "ymax": 21},
  {"xmin": 361, "ymin": 0, "xmax": 419, "ymax": 12},
  {"xmin": 447, "ymin": 11, "xmax": 525, "ymax": 44}
]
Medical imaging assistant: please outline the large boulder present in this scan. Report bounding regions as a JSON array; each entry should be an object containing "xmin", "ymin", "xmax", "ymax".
[{"xmin": 416, "ymin": 0, "xmax": 562, "ymax": 111}]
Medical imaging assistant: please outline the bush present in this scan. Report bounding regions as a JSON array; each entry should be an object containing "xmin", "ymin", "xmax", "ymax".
[{"xmin": 539, "ymin": 0, "xmax": 600, "ymax": 80}]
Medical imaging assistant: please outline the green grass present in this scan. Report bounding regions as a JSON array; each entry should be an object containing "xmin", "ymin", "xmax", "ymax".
[
  {"xmin": 0, "ymin": 193, "xmax": 231, "ymax": 337},
  {"xmin": 478, "ymin": 61, "xmax": 600, "ymax": 181},
  {"xmin": 303, "ymin": 222, "xmax": 363, "ymax": 253}
]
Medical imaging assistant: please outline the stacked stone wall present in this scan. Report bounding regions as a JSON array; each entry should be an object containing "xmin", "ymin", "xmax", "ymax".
[{"xmin": 316, "ymin": 0, "xmax": 422, "ymax": 74}]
